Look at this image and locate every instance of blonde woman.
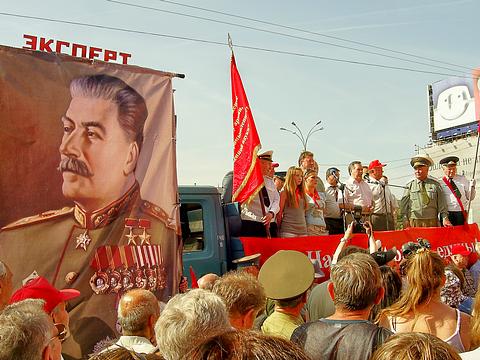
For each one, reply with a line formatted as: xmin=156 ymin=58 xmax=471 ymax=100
xmin=277 ymin=166 xmax=307 ymax=237
xmin=379 ymin=248 xmax=471 ymax=352
xmin=303 ymin=169 xmax=328 ymax=236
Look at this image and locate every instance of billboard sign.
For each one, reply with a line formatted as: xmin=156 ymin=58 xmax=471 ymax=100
xmin=430 ymin=76 xmax=477 ymax=140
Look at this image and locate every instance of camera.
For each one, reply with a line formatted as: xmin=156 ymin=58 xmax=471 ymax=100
xmin=401 ymin=238 xmax=431 ymax=258
xmin=352 ymin=206 xmax=364 ymax=233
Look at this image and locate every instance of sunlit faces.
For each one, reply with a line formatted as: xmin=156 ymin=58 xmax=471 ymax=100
xmin=59 ymin=96 xmax=138 ymax=212
xmin=352 ymin=164 xmax=364 ymax=181
xmin=437 ymin=85 xmax=473 ymax=121
xmin=370 ymin=167 xmax=383 ymax=180
xmin=451 ymin=254 xmax=468 ymax=269
xmin=305 ymin=173 xmax=318 ymax=189
xmin=414 ymin=165 xmax=429 ymax=181
xmin=259 ymin=159 xmax=272 ymax=176
xmin=443 ymin=164 xmax=457 ymax=178
xmin=301 ymin=155 xmax=315 ymax=170
xmin=294 ymin=170 xmax=303 ymax=186
xmin=326 ymin=173 xmax=338 ymax=186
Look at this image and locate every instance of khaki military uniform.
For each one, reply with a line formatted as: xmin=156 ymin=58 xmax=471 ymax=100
xmin=0 ymin=183 xmax=179 ymax=360
xmin=400 ymin=177 xmax=448 ymax=227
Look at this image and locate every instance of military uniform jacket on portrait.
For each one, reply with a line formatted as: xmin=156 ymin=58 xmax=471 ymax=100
xmin=0 ymin=183 xmax=178 ymax=360
xmin=400 ymin=177 xmax=448 ymax=220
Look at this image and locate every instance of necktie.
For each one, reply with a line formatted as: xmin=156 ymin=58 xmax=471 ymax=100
xmin=334 ymin=186 xmax=338 ymax=201
xmin=420 ymin=181 xmax=430 ymax=205
xmin=261 ymin=186 xmax=270 ymax=207
xmin=449 ymin=178 xmax=462 ymax=199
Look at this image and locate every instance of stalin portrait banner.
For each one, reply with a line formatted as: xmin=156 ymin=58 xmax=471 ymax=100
xmin=0 ymin=45 xmax=181 ymax=359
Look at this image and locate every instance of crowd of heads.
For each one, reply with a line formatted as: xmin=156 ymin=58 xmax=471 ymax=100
xmin=3 ymin=236 xmax=480 ymax=360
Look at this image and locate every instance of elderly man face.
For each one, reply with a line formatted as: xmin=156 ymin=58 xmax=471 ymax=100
xmin=0 ymin=264 xmax=13 ymax=311
xmin=259 ymin=159 xmax=272 ymax=176
xmin=414 ymin=165 xmax=429 ymax=181
xmin=59 ymin=96 xmax=139 ymax=212
xmin=370 ymin=167 xmax=383 ymax=181
xmin=443 ymin=164 xmax=457 ymax=179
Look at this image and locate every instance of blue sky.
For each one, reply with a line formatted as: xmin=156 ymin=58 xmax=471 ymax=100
xmin=1 ymin=0 xmax=478 ymax=188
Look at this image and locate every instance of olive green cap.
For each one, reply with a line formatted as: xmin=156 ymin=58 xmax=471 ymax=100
xmin=410 ymin=155 xmax=433 ymax=168
xmin=258 ymin=250 xmax=314 ymax=300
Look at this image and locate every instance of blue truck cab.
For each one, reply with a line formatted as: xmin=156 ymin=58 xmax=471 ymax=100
xmin=179 ymin=185 xmax=244 ymax=284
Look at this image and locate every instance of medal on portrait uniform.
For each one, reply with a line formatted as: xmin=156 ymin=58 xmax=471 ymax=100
xmin=106 ymin=246 xmax=123 ymax=293
xmin=124 ymin=218 xmax=138 ymax=245
xmin=90 ymin=250 xmax=110 ymax=295
xmin=89 ymin=245 xmax=165 ymax=294
xmin=76 ymin=230 xmax=92 ymax=251
xmin=119 ymin=246 xmax=134 ymax=292
xmin=138 ymin=218 xmax=152 ymax=245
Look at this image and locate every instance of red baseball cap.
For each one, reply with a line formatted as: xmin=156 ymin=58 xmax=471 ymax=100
xmin=368 ymin=160 xmax=386 ymax=170
xmin=10 ymin=276 xmax=80 ymax=313
xmin=451 ymin=244 xmax=470 ymax=257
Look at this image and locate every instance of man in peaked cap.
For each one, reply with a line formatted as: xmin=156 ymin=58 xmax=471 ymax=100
xmin=438 ymin=156 xmax=476 ymax=226
xmin=400 ymin=155 xmax=451 ymax=228
xmin=240 ymin=150 xmax=280 ymax=237
xmin=258 ymin=250 xmax=314 ymax=339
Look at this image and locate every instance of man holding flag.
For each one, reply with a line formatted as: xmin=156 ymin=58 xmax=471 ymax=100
xmin=230 ymin=45 xmax=279 ymax=238
xmin=240 ymin=150 xmax=280 ymax=237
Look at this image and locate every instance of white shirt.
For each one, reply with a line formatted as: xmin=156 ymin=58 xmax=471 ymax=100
xmin=367 ymin=177 xmax=398 ymax=214
xmin=103 ymin=335 xmax=157 ymax=354
xmin=324 ymin=184 xmax=343 ymax=219
xmin=439 ymin=174 xmax=476 ymax=212
xmin=241 ymin=176 xmax=280 ymax=222
xmin=461 ymin=347 xmax=480 ymax=360
xmin=344 ymin=177 xmax=373 ymax=207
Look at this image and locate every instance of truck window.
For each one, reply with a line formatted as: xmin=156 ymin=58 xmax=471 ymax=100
xmin=180 ymin=203 xmax=205 ymax=252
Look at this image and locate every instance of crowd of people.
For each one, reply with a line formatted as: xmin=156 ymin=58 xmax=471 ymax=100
xmin=2 ymin=233 xmax=480 ymax=359
xmin=239 ymin=149 xmax=476 ymax=240
xmin=0 ymin=149 xmax=479 ymax=360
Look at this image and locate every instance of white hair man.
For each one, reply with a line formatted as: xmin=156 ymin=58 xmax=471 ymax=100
xmin=0 ymin=260 xmax=13 ymax=312
xmin=103 ymin=289 xmax=160 ymax=354
xmin=155 ymin=289 xmax=231 ymax=360
xmin=0 ymin=298 xmax=63 ymax=360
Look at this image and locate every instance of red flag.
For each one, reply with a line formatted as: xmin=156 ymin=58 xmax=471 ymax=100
xmin=230 ymin=54 xmax=264 ymax=204
xmin=189 ymin=265 xmax=198 ymax=289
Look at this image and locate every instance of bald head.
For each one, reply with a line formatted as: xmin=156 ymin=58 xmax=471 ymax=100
xmin=118 ymin=289 xmax=160 ymax=335
xmin=198 ymin=273 xmax=220 ymax=291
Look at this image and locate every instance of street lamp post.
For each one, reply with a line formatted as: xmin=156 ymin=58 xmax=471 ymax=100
xmin=280 ymin=121 xmax=324 ymax=151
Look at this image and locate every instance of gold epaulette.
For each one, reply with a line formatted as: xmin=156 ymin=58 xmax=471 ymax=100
xmin=2 ymin=207 xmax=74 ymax=231
xmin=140 ymin=200 xmax=170 ymax=223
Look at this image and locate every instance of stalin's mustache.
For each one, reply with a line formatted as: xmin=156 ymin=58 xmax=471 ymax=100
xmin=58 ymin=157 xmax=94 ymax=178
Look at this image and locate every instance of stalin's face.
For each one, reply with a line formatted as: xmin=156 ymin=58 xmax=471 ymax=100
xmin=59 ymin=96 xmax=139 ymax=212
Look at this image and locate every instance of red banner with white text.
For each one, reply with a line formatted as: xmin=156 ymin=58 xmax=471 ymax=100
xmin=241 ymin=224 xmax=480 ymax=280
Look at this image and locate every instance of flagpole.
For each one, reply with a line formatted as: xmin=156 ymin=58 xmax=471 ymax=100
xmin=467 ymin=132 xmax=480 ymax=218
xmin=229 ymin=33 xmax=270 ymax=238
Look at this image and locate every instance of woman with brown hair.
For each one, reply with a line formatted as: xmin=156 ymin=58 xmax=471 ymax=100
xmin=277 ymin=166 xmax=307 ymax=237
xmin=379 ymin=248 xmax=471 ymax=352
xmin=303 ymin=169 xmax=328 ymax=236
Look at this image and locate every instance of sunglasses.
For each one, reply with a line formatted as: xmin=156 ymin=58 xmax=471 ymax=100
xmin=50 ymin=323 xmax=68 ymax=343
